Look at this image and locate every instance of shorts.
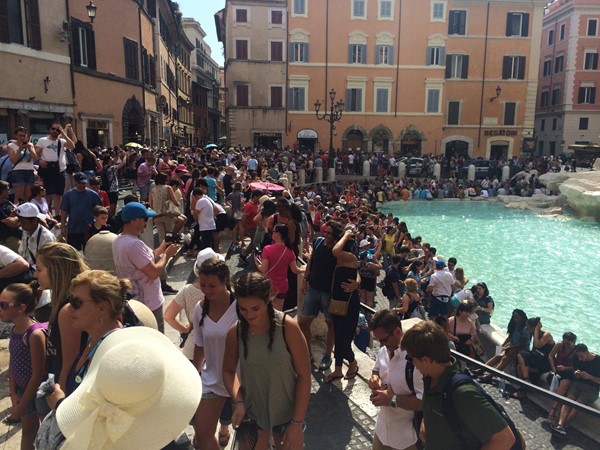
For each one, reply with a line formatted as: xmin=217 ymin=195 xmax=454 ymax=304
xmin=42 ymin=171 xmax=66 ymax=196
xmin=9 ymin=170 xmax=34 ymax=186
xmin=360 ymin=277 xmax=376 ymax=292
xmin=300 ymin=286 xmax=332 ymax=321
xmin=16 ymin=385 xmax=36 ymax=416
xmin=567 ymin=380 xmax=599 ymax=405
xmin=201 ymin=391 xmax=233 ymax=425
xmin=108 ymin=191 xmax=119 ymax=204
xmin=215 ymin=213 xmax=227 ymax=232
xmin=429 ymin=295 xmax=450 ymax=317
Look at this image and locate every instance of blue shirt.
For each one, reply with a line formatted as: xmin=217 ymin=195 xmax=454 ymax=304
xmin=61 ymin=188 xmax=102 ymax=233
xmin=204 ymin=176 xmax=217 ymax=201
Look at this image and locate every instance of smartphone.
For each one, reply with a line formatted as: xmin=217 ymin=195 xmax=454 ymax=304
xmin=165 ymin=232 xmax=174 ymax=243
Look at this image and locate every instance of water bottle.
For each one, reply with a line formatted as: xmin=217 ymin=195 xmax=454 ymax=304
xmin=498 ymin=378 xmax=507 ymax=397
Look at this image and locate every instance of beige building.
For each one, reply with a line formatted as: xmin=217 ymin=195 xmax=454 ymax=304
xmin=287 ymin=0 xmax=547 ymax=159
xmin=0 ymin=1 xmax=73 ymax=144
xmin=216 ymin=0 xmax=288 ymax=148
xmin=535 ymin=0 xmax=600 ymax=157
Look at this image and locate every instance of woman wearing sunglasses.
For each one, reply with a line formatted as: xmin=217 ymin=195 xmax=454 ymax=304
xmin=35 ymin=242 xmax=88 ymax=390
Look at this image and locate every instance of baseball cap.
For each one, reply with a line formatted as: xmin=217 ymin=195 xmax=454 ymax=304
xmin=73 ymin=172 xmax=88 ymax=183
xmin=16 ymin=202 xmax=45 ymax=220
xmin=359 ymin=239 xmax=370 ymax=248
xmin=435 ymin=259 xmax=446 ymax=268
xmin=121 ymin=202 xmax=157 ymax=222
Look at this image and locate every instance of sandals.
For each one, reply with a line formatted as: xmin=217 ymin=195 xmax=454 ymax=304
xmin=344 ymin=363 xmax=359 ymax=380
xmin=218 ymin=431 xmax=231 ymax=447
xmin=325 ymin=372 xmax=344 ymax=383
xmin=511 ymin=390 xmax=527 ymax=399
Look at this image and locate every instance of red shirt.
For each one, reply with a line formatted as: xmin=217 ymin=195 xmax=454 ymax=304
xmin=244 ymin=201 xmax=258 ymax=232
xmin=261 ymin=243 xmax=295 ymax=295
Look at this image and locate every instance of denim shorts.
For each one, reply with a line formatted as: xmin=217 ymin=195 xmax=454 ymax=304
xmin=429 ymin=295 xmax=450 ymax=317
xmin=300 ymin=286 xmax=332 ymax=321
xmin=9 ymin=170 xmax=34 ymax=186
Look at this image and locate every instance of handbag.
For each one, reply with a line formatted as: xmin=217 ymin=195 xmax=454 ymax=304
xmin=164 ymin=199 xmax=181 ymax=216
xmin=329 ymin=298 xmax=349 ymax=317
xmin=549 ymin=373 xmax=560 ymax=392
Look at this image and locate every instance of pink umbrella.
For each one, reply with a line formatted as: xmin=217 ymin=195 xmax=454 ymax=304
xmin=250 ymin=181 xmax=285 ymax=193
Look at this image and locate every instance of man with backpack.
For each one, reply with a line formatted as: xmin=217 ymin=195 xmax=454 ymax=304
xmin=401 ymin=321 xmax=520 ymax=450
xmin=369 ymin=310 xmax=424 ymax=450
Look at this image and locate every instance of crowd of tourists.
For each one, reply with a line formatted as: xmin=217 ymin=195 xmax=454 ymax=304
xmin=0 ymin=123 xmax=597 ymax=450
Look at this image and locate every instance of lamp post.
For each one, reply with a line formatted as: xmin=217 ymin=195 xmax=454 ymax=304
xmin=86 ymin=1 xmax=97 ymax=23
xmin=314 ymin=89 xmax=344 ymax=165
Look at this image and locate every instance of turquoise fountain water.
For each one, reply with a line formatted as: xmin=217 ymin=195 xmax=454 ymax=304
xmin=379 ymin=201 xmax=600 ymax=351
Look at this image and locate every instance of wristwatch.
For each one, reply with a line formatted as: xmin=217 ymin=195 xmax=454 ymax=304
xmin=390 ymin=394 xmax=398 ymax=408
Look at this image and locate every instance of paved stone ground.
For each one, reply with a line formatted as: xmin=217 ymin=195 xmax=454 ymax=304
xmin=0 ymin=220 xmax=598 ymax=448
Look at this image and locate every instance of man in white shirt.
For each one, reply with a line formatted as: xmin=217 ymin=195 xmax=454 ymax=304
xmin=369 ymin=310 xmax=424 ymax=450
xmin=427 ymin=258 xmax=455 ymax=319
xmin=193 ymin=179 xmax=217 ymax=251
xmin=0 ymin=244 xmax=31 ymax=291
xmin=16 ymin=202 xmax=55 ymax=268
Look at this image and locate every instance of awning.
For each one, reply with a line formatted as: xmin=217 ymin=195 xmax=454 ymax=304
xmin=297 ymin=129 xmax=318 ymax=139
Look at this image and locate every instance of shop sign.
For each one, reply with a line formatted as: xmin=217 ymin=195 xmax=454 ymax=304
xmin=484 ymin=129 xmax=518 ymax=137
xmin=297 ymin=129 xmax=318 ymax=139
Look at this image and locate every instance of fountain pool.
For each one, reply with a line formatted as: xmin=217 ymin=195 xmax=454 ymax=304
xmin=379 ymin=200 xmax=600 ymax=350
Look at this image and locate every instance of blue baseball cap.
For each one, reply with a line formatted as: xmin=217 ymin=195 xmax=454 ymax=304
xmin=121 ymin=202 xmax=156 ymax=222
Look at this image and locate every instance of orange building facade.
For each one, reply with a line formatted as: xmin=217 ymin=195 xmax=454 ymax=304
xmin=287 ymin=0 xmax=546 ymax=159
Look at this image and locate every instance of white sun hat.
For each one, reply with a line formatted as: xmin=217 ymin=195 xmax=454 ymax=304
xmin=194 ymin=247 xmax=226 ymax=277
xmin=56 ymin=327 xmax=202 ymax=450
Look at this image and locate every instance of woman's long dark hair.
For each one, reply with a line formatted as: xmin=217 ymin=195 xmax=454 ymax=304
xmin=273 ymin=223 xmax=292 ymax=250
xmin=507 ymin=309 xmax=528 ymax=334
xmin=235 ymin=272 xmax=276 ymax=359
xmin=198 ymin=258 xmax=232 ymax=328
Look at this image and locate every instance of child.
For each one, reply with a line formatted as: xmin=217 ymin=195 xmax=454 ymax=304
xmin=87 ymin=205 xmax=111 ymax=241
xmin=88 ymin=176 xmax=110 ymax=208
xmin=1 ymin=283 xmax=47 ymax=450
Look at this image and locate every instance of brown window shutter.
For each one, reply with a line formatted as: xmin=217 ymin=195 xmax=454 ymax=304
xmin=0 ymin=0 xmax=9 ymax=43
xmin=27 ymin=0 xmax=42 ymax=50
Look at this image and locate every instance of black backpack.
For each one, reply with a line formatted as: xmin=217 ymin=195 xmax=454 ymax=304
xmin=100 ymin=167 xmax=111 ymax=191
xmin=65 ymin=150 xmax=81 ymax=174
xmin=442 ymin=373 xmax=525 ymax=450
xmin=405 ymin=361 xmax=425 ymax=449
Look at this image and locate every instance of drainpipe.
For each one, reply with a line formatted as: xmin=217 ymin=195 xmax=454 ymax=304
xmin=285 ymin=6 xmax=289 ymax=148
xmin=394 ymin=0 xmax=402 ymax=117
xmin=325 ymin=0 xmax=329 ymax=101
xmin=65 ymin=0 xmax=76 ymax=112
xmin=138 ymin=5 xmax=146 ymax=144
xmin=477 ymin=2 xmax=491 ymax=151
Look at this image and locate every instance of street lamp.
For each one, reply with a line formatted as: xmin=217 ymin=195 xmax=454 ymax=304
xmin=315 ymin=89 xmax=344 ymax=163
xmin=86 ymin=1 xmax=97 ymax=23
xmin=490 ymin=85 xmax=502 ymax=102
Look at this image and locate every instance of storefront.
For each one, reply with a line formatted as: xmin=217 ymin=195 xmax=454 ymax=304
xmin=297 ymin=129 xmax=318 ymax=153
xmin=254 ymin=132 xmax=281 ymax=149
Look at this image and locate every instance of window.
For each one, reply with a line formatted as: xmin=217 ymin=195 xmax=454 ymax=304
xmin=289 ymin=42 xmax=309 ymax=62
xmin=560 ymin=24 xmax=565 ymax=40
xmin=578 ymin=87 xmax=596 ymax=104
xmin=432 ymin=2 xmax=445 ymax=20
xmin=426 ymin=89 xmax=440 ymax=113
xmin=376 ymin=88 xmax=389 ymax=112
xmin=348 ymin=44 xmax=367 ymax=64
xmin=584 ymin=52 xmax=598 ymax=70
xmin=502 ymin=56 xmax=525 ymax=80
xmin=375 ymin=45 xmax=393 ymax=65
xmin=548 ymin=29 xmax=554 ymax=46
xmin=447 ymin=101 xmax=460 ymax=125
xmin=540 ymin=90 xmax=549 ymax=108
xmin=549 ymin=141 xmax=556 ymax=155
xmin=380 ymin=0 xmax=392 ymax=19
xmin=445 ymin=54 xmax=469 ymax=79
xmin=235 ymin=9 xmax=248 ymax=23
xmin=346 ymin=88 xmax=363 ymax=112
xmin=579 ymin=117 xmax=589 ymax=130
xmin=551 ymin=88 xmax=560 ymax=106
xmin=270 ymin=86 xmax=283 ymax=108
xmin=271 ymin=10 xmax=283 ymax=25
xmin=270 ymin=41 xmax=283 ymax=62
xmin=506 ymin=12 xmax=529 ymax=37
xmin=588 ymin=19 xmax=598 ymax=36
xmin=448 ymin=10 xmax=466 ymax=35
xmin=0 ymin=0 xmax=41 ymax=49
xmin=543 ymin=59 xmax=552 ymax=76
xmin=288 ymin=87 xmax=305 ymax=110
xmin=72 ymin=20 xmax=96 ymax=70
xmin=552 ymin=118 xmax=557 ymax=131
xmin=124 ymin=38 xmax=139 ymax=80
xmin=236 ymin=84 xmax=249 ymax=107
xmin=235 ymin=39 xmax=248 ymax=59
xmin=538 ymin=141 xmax=544 ymax=154
xmin=504 ymin=102 xmax=516 ymax=126
xmin=353 ymin=0 xmax=366 ymax=18
xmin=555 ymin=55 xmax=564 ymax=73
xmin=541 ymin=119 xmax=545 ymax=131
xmin=427 ymin=46 xmax=445 ymax=65
xmin=293 ymin=0 xmax=306 ymax=15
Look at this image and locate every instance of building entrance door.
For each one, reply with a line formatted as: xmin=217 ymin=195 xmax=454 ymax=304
xmin=490 ymin=142 xmax=509 ymax=160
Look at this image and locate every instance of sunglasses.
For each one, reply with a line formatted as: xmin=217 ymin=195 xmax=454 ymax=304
xmin=67 ymin=295 xmax=96 ymax=310
xmin=378 ymin=332 xmax=394 ymax=344
xmin=0 ymin=301 xmax=17 ymax=310
xmin=50 ymin=127 xmax=60 ymax=131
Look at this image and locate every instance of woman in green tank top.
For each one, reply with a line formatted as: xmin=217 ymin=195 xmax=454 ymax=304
xmin=223 ymin=272 xmax=311 ymax=450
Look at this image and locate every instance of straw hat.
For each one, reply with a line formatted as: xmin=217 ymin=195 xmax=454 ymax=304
xmin=127 ymin=300 xmax=158 ymax=330
xmin=56 ymin=327 xmax=202 ymax=450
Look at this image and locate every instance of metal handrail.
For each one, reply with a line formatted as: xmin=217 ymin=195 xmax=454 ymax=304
xmin=357 ymin=301 xmax=600 ymax=419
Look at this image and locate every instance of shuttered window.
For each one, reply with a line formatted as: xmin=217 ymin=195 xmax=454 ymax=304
xmin=124 ymin=38 xmax=139 ymax=80
xmin=502 ymin=56 xmax=525 ymax=80
xmin=72 ymin=19 xmax=96 ymax=70
xmin=0 ymin=0 xmax=41 ymax=49
xmin=504 ymin=102 xmax=516 ymax=126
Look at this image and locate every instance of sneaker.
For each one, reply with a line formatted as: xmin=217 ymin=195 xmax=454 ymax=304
xmin=239 ymin=254 xmax=249 ymax=265
xmin=161 ymin=283 xmax=178 ymax=295
xmin=551 ymin=424 xmax=567 ymax=437
xmin=318 ymin=355 xmax=332 ymax=371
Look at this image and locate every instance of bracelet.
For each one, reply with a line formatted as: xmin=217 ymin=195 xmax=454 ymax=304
xmin=290 ymin=419 xmax=305 ymax=425
xmin=233 ymin=400 xmax=245 ymax=408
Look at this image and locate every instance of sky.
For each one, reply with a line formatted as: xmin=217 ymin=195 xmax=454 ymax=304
xmin=177 ymin=0 xmax=225 ymax=66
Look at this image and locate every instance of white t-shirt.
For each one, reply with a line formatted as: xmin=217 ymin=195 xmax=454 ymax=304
xmin=193 ymin=300 xmax=238 ymax=397
xmin=7 ymin=142 xmax=35 ymax=171
xmin=0 ymin=245 xmax=21 ymax=268
xmin=195 ymin=196 xmax=216 ymax=231
xmin=112 ymin=233 xmax=164 ymax=311
xmin=429 ymin=269 xmax=455 ymax=297
xmin=373 ymin=347 xmax=424 ymax=448
xmin=18 ymin=224 xmax=55 ymax=267
xmin=35 ymin=137 xmax=67 ymax=172
xmin=173 ymin=283 xmax=203 ymax=359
